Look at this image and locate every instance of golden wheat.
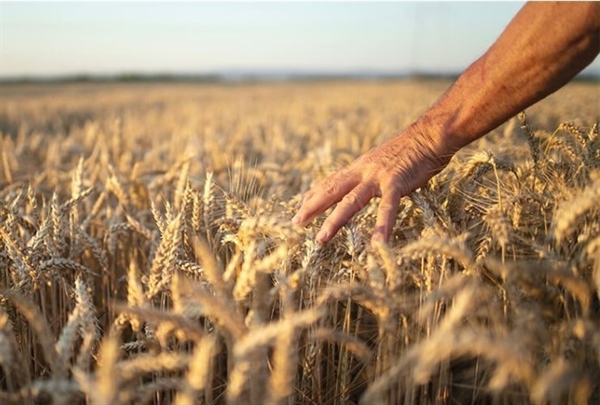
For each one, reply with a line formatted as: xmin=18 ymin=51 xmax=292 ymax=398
xmin=0 ymin=79 xmax=598 ymax=404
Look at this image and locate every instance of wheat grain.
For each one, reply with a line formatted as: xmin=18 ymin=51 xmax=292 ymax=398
xmin=1 ymin=81 xmax=598 ymax=405
xmin=0 ymin=290 xmax=61 ymax=378
xmin=518 ymin=111 xmax=540 ymax=165
xmin=554 ymin=175 xmax=600 ymax=244
xmin=39 ymin=257 xmax=98 ymax=277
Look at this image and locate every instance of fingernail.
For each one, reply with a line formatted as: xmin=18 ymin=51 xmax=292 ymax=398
xmin=316 ymin=229 xmax=329 ymax=243
xmin=292 ymin=214 xmax=301 ymax=225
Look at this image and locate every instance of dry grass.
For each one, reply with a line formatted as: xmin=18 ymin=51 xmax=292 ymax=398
xmin=0 ymin=80 xmax=599 ymax=404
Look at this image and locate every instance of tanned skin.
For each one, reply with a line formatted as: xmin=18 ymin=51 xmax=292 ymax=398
xmin=292 ymin=2 xmax=600 ymax=246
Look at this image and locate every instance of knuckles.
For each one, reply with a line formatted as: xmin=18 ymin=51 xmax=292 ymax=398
xmin=340 ymin=190 xmax=364 ymax=210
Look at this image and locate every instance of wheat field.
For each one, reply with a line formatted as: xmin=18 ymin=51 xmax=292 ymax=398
xmin=0 ymin=79 xmax=599 ymax=404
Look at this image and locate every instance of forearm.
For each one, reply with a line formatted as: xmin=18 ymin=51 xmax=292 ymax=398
xmin=419 ymin=2 xmax=600 ymax=152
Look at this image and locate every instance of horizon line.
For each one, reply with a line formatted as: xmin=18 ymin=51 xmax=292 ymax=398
xmin=2 ymin=69 xmax=598 ymax=85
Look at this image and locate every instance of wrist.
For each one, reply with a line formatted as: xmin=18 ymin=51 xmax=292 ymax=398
xmin=415 ymin=61 xmax=491 ymax=154
xmin=401 ymin=114 xmax=456 ymax=169
xmin=411 ymin=106 xmax=466 ymax=162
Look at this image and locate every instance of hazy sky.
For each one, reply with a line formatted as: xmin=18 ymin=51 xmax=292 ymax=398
xmin=1 ymin=2 xmax=598 ymax=78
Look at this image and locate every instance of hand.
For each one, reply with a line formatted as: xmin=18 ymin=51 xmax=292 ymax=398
xmin=292 ymin=124 xmax=451 ymax=246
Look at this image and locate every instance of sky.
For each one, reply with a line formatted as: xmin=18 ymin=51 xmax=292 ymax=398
xmin=1 ymin=1 xmax=598 ymax=79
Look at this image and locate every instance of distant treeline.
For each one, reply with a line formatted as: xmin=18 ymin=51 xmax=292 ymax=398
xmin=1 ymin=71 xmax=598 ymax=85
xmin=0 ymin=73 xmax=223 ymax=85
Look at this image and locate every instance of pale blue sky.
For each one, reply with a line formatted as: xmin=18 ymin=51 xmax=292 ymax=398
xmin=1 ymin=2 xmax=598 ymax=78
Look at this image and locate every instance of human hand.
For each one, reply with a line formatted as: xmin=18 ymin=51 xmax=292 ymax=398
xmin=292 ymin=124 xmax=451 ymax=246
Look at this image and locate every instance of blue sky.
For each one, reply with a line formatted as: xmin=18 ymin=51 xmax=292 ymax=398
xmin=1 ymin=2 xmax=598 ymax=78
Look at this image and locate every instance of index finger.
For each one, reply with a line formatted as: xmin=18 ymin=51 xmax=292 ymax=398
xmin=292 ymin=171 xmax=359 ymax=227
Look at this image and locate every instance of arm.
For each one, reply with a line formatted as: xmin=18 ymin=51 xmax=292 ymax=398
xmin=293 ymin=2 xmax=600 ymax=246
xmin=433 ymin=1 xmax=600 ymax=152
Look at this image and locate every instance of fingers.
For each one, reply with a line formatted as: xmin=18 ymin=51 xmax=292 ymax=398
xmin=292 ymin=170 xmax=359 ymax=227
xmin=371 ymin=187 xmax=402 ymax=246
xmin=292 ymin=169 xmax=402 ymax=245
xmin=316 ymin=182 xmax=377 ymax=244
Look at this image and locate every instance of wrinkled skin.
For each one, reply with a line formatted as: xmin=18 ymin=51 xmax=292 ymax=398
xmin=292 ymin=124 xmax=451 ymax=246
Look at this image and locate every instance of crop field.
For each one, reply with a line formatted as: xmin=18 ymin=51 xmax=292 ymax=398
xmin=0 ymin=79 xmax=599 ymax=404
